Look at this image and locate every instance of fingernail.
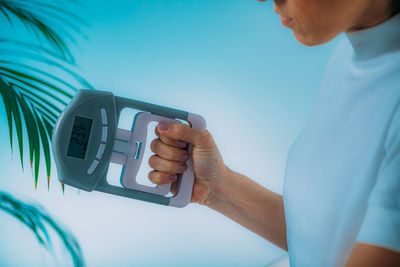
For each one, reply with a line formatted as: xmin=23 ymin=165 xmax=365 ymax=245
xmin=182 ymin=153 xmax=189 ymax=161
xmin=158 ymin=122 xmax=169 ymax=131
xmin=176 ymin=140 xmax=187 ymax=148
xmin=179 ymin=164 xmax=187 ymax=171
xmin=169 ymin=175 xmax=177 ymax=182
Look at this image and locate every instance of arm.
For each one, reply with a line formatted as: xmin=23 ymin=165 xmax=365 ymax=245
xmin=206 ymin=168 xmax=287 ymax=251
xmin=148 ymin=122 xmax=287 ymax=250
xmin=347 ymin=107 xmax=400 ymax=266
xmin=347 ymin=243 xmax=400 ymax=267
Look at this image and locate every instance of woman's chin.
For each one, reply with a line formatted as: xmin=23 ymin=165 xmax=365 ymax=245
xmin=293 ymin=31 xmax=334 ymax=47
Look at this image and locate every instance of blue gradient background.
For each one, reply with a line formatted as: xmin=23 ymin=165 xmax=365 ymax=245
xmin=0 ymin=0 xmax=340 ymax=266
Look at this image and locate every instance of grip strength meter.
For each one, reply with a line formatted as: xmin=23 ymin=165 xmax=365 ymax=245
xmin=52 ymin=89 xmax=206 ymax=207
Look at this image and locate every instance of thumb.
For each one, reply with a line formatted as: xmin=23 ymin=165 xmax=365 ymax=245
xmin=157 ymin=121 xmax=210 ymax=147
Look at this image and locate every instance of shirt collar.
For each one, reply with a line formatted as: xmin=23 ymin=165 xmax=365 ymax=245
xmin=345 ymin=13 xmax=400 ymax=60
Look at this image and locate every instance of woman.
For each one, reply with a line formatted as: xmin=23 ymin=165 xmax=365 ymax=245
xmin=148 ymin=0 xmax=400 ymax=266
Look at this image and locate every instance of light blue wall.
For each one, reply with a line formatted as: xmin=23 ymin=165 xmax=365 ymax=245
xmin=0 ymin=1 xmax=339 ymax=266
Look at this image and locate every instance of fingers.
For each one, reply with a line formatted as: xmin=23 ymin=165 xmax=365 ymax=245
xmin=150 ymin=138 xmax=190 ymax=162
xmin=148 ymin=170 xmax=178 ymax=185
xmin=156 ymin=122 xmax=211 ymax=147
xmin=148 ymin=141 xmax=188 ymax=187
xmin=149 ymin=120 xmax=207 ymax=188
xmin=148 ymin=155 xmax=187 ymax=174
xmin=154 ymin=127 xmax=188 ymax=148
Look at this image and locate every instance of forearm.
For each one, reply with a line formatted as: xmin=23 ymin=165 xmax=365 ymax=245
xmin=347 ymin=243 xmax=400 ymax=267
xmin=205 ymin=167 xmax=288 ymax=251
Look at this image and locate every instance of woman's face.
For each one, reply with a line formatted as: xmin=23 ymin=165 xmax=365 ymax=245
xmin=273 ymin=0 xmax=392 ymax=46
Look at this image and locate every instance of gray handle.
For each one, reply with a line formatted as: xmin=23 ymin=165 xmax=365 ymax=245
xmin=112 ymin=96 xmax=206 ymax=207
xmin=169 ymin=113 xmax=206 ymax=207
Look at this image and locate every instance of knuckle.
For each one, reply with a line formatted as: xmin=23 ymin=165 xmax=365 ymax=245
xmin=197 ymin=130 xmax=211 ymax=145
xmin=165 ymin=147 xmax=175 ymax=159
xmin=160 ymin=173 xmax=172 ymax=184
xmin=168 ymin=161 xmax=180 ymax=173
xmin=148 ymin=171 xmax=160 ymax=184
xmin=160 ymin=135 xmax=172 ymax=146
xmin=151 ymin=172 xmax=172 ymax=185
xmin=150 ymin=139 xmax=159 ymax=153
xmin=204 ymin=130 xmax=214 ymax=144
xmin=159 ymin=157 xmax=174 ymax=172
xmin=204 ymin=129 xmax=212 ymax=138
xmin=148 ymin=171 xmax=155 ymax=182
xmin=157 ymin=140 xmax=176 ymax=160
xmin=165 ymin=161 xmax=175 ymax=172
xmin=148 ymin=155 xmax=158 ymax=168
xmin=174 ymin=123 xmax=187 ymax=137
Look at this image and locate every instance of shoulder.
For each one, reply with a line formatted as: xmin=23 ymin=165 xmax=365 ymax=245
xmin=326 ymin=35 xmax=352 ymax=67
xmin=317 ymin=36 xmax=351 ymax=95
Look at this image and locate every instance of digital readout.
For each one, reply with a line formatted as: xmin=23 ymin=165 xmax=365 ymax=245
xmin=67 ymin=116 xmax=93 ymax=159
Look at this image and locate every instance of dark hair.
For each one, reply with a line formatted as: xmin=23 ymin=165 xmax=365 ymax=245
xmin=391 ymin=0 xmax=400 ymax=15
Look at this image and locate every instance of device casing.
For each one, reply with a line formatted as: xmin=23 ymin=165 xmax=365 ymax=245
xmin=52 ymin=89 xmax=205 ymax=207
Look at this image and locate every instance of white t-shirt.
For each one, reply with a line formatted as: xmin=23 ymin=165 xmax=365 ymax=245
xmin=283 ymin=14 xmax=400 ymax=266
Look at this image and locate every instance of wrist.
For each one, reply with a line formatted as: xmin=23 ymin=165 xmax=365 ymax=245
xmin=203 ymin=165 xmax=237 ymax=209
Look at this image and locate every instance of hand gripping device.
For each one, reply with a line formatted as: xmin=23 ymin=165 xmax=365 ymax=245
xmin=52 ymin=89 xmax=206 ymax=207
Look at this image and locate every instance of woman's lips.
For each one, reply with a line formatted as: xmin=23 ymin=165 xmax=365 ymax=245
xmin=274 ymin=6 xmax=294 ymax=28
xmin=280 ymin=15 xmax=294 ymax=27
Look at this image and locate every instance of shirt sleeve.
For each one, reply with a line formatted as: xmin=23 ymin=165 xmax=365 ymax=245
xmin=356 ymin=106 xmax=400 ymax=252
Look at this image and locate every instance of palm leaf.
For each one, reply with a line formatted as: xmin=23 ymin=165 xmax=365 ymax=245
xmin=17 ymin=90 xmax=42 ymax=187
xmin=0 ymin=67 xmax=73 ymax=98
xmin=20 ymin=92 xmax=60 ymax=121
xmin=32 ymin=105 xmax=52 ymax=189
xmin=0 ymin=1 xmax=91 ymax=265
xmin=0 ymin=191 xmax=85 ymax=267
xmin=0 ymin=60 xmax=81 ymax=93
xmin=0 ymin=78 xmax=24 ymax=169
xmin=0 ymin=0 xmax=88 ymax=62
xmin=0 ymin=0 xmax=93 ymax=189
xmin=0 ymin=41 xmax=93 ymax=88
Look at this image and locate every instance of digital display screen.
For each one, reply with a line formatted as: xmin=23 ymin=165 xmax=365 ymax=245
xmin=67 ymin=116 xmax=93 ymax=159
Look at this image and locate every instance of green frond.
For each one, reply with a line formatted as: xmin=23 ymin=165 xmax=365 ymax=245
xmin=32 ymin=106 xmax=52 ymax=189
xmin=0 ymin=78 xmax=24 ymax=169
xmin=0 ymin=0 xmax=94 ymax=190
xmin=0 ymin=191 xmax=85 ymax=267
xmin=0 ymin=71 xmax=69 ymax=105
xmin=0 ymin=5 xmax=11 ymax=23
xmin=0 ymin=0 xmax=73 ymax=61
xmin=14 ymin=90 xmax=41 ymax=187
xmin=0 ymin=46 xmax=93 ymax=89
xmin=20 ymin=92 xmax=59 ymax=121
xmin=0 ymin=60 xmax=82 ymax=93
xmin=42 ymin=115 xmax=55 ymax=137
xmin=0 ymin=0 xmax=89 ymax=62
xmin=0 ymin=67 xmax=74 ymax=99
xmin=16 ymin=84 xmax=64 ymax=114
xmin=0 ymin=1 xmax=90 ymax=265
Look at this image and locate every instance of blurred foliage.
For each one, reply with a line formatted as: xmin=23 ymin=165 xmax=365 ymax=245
xmin=0 ymin=0 xmax=92 ymax=189
xmin=0 ymin=0 xmax=93 ymax=266
xmin=0 ymin=191 xmax=84 ymax=267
